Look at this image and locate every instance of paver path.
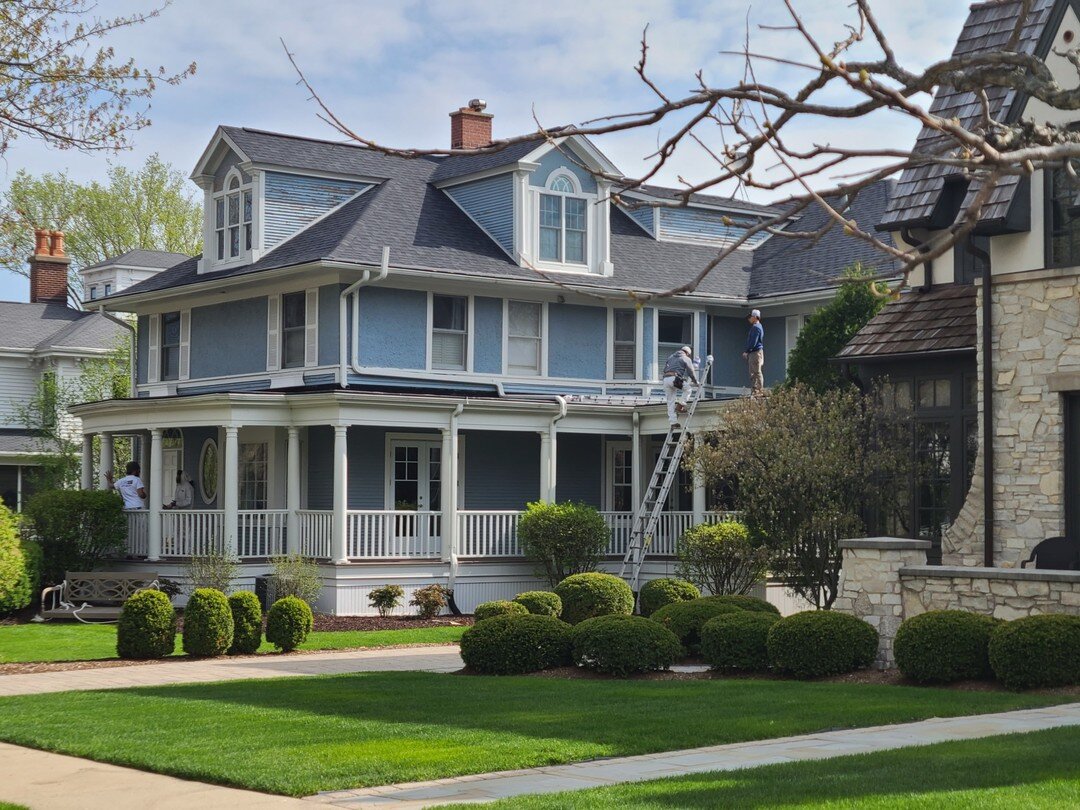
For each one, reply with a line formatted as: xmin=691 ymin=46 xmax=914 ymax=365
xmin=309 ymin=702 xmax=1080 ymax=808
xmin=0 ymin=646 xmax=464 ymax=696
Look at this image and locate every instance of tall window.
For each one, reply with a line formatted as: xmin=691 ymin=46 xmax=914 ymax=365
xmin=161 ymin=311 xmax=181 ymax=381
xmin=238 ymin=443 xmax=268 ymax=509
xmin=432 ymin=295 xmax=468 ymax=370
xmin=281 ymin=292 xmax=306 ymax=369
xmin=610 ymin=446 xmax=633 ymax=511
xmin=89 ymin=286 xmax=98 ymax=300
xmin=507 ymin=301 xmax=543 ymax=376
xmin=214 ymin=173 xmax=253 ymax=262
xmin=104 ymin=283 xmax=112 ymax=297
xmin=612 ymin=310 xmax=636 ymax=379
xmin=539 ymin=174 xmax=587 ymax=264
xmin=657 ymin=312 xmax=692 ymax=362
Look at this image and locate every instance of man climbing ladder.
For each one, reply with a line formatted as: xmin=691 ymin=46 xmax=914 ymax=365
xmin=663 ymin=345 xmax=699 ymax=425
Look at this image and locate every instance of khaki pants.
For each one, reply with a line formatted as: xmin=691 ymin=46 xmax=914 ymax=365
xmin=747 ymin=350 xmax=764 ymax=394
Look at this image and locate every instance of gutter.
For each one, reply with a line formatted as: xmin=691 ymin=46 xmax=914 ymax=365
xmin=967 ymin=234 xmax=994 ymax=567
xmin=339 ymin=247 xmax=390 ymax=388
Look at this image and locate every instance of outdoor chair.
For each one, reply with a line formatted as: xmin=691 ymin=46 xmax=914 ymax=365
xmin=39 ymin=571 xmax=160 ymax=622
xmin=1020 ymin=536 xmax=1080 ymax=571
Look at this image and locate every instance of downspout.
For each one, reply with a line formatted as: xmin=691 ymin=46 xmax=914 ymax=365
xmin=446 ymin=401 xmax=465 ymax=615
xmin=968 ymin=234 xmax=994 ymax=567
xmin=901 ymin=227 xmax=934 ymax=292
xmin=338 ymin=246 xmax=390 ymax=388
xmin=549 ymin=396 xmax=567 ymax=502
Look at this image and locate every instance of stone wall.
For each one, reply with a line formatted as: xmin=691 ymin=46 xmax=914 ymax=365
xmin=943 ymin=268 xmax=1079 ymax=568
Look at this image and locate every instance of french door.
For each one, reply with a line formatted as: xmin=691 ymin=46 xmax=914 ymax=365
xmin=387 ymin=439 xmax=443 ymax=555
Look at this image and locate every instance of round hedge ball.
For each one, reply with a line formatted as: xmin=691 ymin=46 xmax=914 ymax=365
xmin=513 ymin=590 xmax=562 ymax=617
xmin=553 ymin=573 xmax=634 ymax=625
xmin=701 ymin=594 xmax=781 ymax=616
xmin=117 ymin=589 xmax=177 ymax=660
xmin=700 ymin=610 xmax=780 ymax=672
xmin=571 ymin=614 xmax=682 ymax=676
xmin=988 ymin=614 xmax=1080 ymax=690
xmin=894 ymin=610 xmax=999 ymax=684
xmin=474 ymin=600 xmax=529 ymax=621
xmin=459 ymin=614 xmax=573 ymax=675
xmin=228 ymin=590 xmax=264 ymax=655
xmin=266 ymin=595 xmax=314 ymax=652
xmin=638 ymin=578 xmax=700 ymax=617
xmin=767 ymin=611 xmax=878 ymax=679
xmin=182 ymin=588 xmax=234 ymax=657
xmin=650 ymin=598 xmax=742 ymax=653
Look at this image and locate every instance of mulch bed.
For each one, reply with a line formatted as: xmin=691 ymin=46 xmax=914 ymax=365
xmin=311 ymin=614 xmax=473 ymax=632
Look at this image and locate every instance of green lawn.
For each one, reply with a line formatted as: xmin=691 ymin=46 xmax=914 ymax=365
xmin=0 ymin=672 xmax=1067 ymax=796
xmin=443 ymin=726 xmax=1080 ymax=809
xmin=0 ymin=623 xmax=465 ymax=663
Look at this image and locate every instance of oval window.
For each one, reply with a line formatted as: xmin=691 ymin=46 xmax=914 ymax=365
xmin=199 ymin=439 xmax=219 ymax=504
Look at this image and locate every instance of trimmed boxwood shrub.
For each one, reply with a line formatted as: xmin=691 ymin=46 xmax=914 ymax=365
xmin=459 ymin=614 xmax=572 ymax=675
xmin=117 ymin=589 xmax=177 ymax=659
xmin=894 ymin=610 xmax=999 ymax=684
xmin=638 ymin=578 xmax=700 ymax=617
xmin=702 ymin=594 xmax=780 ymax=616
xmin=700 ymin=610 xmax=781 ymax=671
xmin=513 ymin=590 xmax=562 ymax=617
xmin=228 ymin=590 xmax=263 ymax=655
xmin=474 ymin=600 xmax=529 ymax=621
xmin=571 ymin=615 xmax=682 ymax=676
xmin=554 ymin=572 xmax=634 ymax=625
xmin=767 ymin=611 xmax=878 ymax=679
xmin=182 ymin=588 xmax=234 ymax=657
xmin=989 ymin=614 xmax=1080 ymax=690
xmin=650 ymin=598 xmax=742 ymax=653
xmin=266 ymin=595 xmax=313 ymax=652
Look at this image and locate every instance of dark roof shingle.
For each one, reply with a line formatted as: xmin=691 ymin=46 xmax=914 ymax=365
xmin=0 ymin=302 xmax=127 ymax=352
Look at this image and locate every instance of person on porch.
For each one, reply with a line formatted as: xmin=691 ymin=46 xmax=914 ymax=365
xmin=663 ymin=345 xmax=699 ymax=426
xmin=164 ymin=471 xmax=194 ymax=509
xmin=105 ymin=462 xmax=146 ymax=510
xmin=742 ymin=308 xmax=765 ymax=396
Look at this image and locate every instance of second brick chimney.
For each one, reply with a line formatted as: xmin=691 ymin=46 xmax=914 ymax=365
xmin=450 ymin=99 xmax=493 ymax=150
xmin=29 ymin=228 xmax=71 ymax=306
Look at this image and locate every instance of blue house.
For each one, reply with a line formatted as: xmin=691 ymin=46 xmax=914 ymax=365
xmin=71 ymin=102 xmax=894 ymax=613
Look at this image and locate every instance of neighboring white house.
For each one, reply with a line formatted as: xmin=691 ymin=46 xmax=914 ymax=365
xmin=81 ymin=249 xmax=191 ymax=304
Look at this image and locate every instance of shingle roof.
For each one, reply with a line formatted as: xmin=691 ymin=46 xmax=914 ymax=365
xmin=0 ymin=302 xmax=127 ymax=353
xmin=880 ymin=0 xmax=1055 ymax=229
xmin=83 ymin=249 xmax=191 ymax=272
xmin=836 ymin=283 xmax=976 ymax=360
xmin=630 ymin=184 xmax=785 ymax=217
xmin=430 ymin=138 xmax=544 ymax=182
xmin=0 ymin=429 xmax=55 ymax=457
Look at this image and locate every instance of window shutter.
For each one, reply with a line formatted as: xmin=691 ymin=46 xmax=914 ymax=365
xmin=267 ymin=294 xmax=281 ymax=371
xmin=178 ymin=309 xmax=191 ymax=381
xmin=147 ymin=314 xmax=161 ymax=383
xmin=785 ymin=315 xmax=805 ymax=370
xmin=304 ymin=288 xmax=319 ymax=367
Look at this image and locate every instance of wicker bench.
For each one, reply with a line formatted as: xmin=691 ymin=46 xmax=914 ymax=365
xmin=40 ymin=572 xmax=159 ymax=621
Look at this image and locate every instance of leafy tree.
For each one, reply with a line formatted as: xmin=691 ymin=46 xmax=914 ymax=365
xmin=1 ymin=155 xmax=201 ymax=302
xmin=687 ymin=384 xmax=911 ymax=609
xmin=785 ymin=264 xmax=887 ymax=392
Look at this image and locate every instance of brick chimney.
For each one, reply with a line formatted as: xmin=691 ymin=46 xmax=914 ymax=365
xmin=29 ymin=228 xmax=71 ymax=306
xmin=450 ymin=99 xmax=493 ymax=150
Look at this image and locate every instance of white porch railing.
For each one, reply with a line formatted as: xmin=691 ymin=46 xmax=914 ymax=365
xmin=238 ymin=509 xmax=288 ymax=558
xmin=161 ymin=510 xmax=225 ymax=557
xmin=125 ymin=511 xmax=149 ymax=557
xmin=459 ymin=511 xmax=522 ymax=557
xmin=298 ymin=510 xmax=332 ymax=559
xmin=347 ymin=510 xmax=442 ymax=559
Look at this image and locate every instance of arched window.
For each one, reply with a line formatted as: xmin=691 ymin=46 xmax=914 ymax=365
xmin=213 ymin=169 xmax=253 ymax=263
xmin=539 ymin=171 xmax=587 ymax=264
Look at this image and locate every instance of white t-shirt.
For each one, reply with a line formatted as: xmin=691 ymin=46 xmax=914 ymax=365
xmin=173 ymin=481 xmax=194 ymax=508
xmin=115 ymin=475 xmax=146 ymax=510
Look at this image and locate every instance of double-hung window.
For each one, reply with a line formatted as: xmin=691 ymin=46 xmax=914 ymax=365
xmin=161 ymin=311 xmax=181 ymax=381
xmin=104 ymin=283 xmax=112 ymax=297
xmin=657 ymin=312 xmax=692 ymax=362
xmin=89 ymin=286 xmax=98 ymax=300
xmin=507 ymin=301 xmax=543 ymax=376
xmin=431 ymin=295 xmax=468 ymax=370
xmin=539 ymin=174 xmax=587 ymax=264
xmin=281 ymin=292 xmax=306 ymax=369
xmin=214 ymin=173 xmax=253 ymax=263
xmin=612 ymin=310 xmax=637 ymax=379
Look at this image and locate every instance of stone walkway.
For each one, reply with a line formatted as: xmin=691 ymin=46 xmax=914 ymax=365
xmin=0 ymin=646 xmax=464 ymax=696
xmin=309 ymin=702 xmax=1080 ymax=808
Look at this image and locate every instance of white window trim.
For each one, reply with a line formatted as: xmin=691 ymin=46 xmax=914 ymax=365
xmin=426 ymin=292 xmax=473 ymax=373
xmin=604 ymin=440 xmax=634 ymax=512
xmin=502 ymin=299 xmax=547 ymax=377
xmin=211 ymin=167 xmax=255 ymax=270
xmin=532 ymin=169 xmax=593 ymax=272
xmin=383 ymin=433 xmax=465 ymax=511
xmin=198 ymin=437 xmax=219 ymax=505
xmin=607 ymin=307 xmax=641 ymax=382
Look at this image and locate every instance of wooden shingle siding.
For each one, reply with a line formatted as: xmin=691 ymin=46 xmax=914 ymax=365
xmin=0 ymin=358 xmax=38 ymax=428
xmin=444 ymin=173 xmax=515 ymax=253
xmin=658 ymin=208 xmax=769 ymax=248
xmin=262 ymin=172 xmax=372 ymax=250
xmin=626 ymin=206 xmax=655 ymax=236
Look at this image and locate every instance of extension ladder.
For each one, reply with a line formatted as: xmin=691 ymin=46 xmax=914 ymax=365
xmin=619 ymin=355 xmax=713 ymax=594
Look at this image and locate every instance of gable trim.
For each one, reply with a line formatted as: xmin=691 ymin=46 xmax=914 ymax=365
xmin=190 ymin=126 xmax=252 ymax=183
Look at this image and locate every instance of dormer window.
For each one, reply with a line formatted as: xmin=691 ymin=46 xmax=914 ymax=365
xmin=214 ymin=170 xmax=253 ymax=263
xmin=538 ymin=172 xmax=587 ymax=265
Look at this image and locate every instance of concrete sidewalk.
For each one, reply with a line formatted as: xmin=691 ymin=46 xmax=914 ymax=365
xmin=0 ymin=646 xmax=464 ymax=696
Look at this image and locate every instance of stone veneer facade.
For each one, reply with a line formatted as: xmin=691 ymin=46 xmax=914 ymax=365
xmin=942 ymin=267 xmax=1080 ymax=567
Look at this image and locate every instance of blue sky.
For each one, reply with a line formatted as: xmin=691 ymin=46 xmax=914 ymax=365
xmin=0 ymin=0 xmax=971 ymax=302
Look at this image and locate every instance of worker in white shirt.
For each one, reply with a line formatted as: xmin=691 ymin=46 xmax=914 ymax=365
xmin=165 ymin=471 xmax=194 ymax=509
xmin=104 ymin=462 xmax=147 ymax=510
xmin=662 ymin=346 xmax=700 ymax=426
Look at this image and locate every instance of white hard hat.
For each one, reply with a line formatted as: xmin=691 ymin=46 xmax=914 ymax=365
xmin=680 ymin=345 xmax=693 ymax=355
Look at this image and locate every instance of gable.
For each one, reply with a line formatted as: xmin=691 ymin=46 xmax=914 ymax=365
xmin=262 ymin=171 xmax=373 ymax=250
xmin=528 ymin=145 xmax=598 ymax=193
xmin=443 ymin=173 xmax=515 ymax=254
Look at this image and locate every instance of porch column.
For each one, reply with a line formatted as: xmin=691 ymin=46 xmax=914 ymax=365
xmin=147 ymin=428 xmax=163 ymax=561
xmin=692 ymin=432 xmax=707 ymax=523
xmin=80 ymin=435 xmax=94 ymax=490
xmin=139 ymin=433 xmax=150 ymax=493
xmin=223 ymin=426 xmax=239 ymax=559
xmin=286 ymin=427 xmax=301 ymax=555
xmin=440 ymin=425 xmax=458 ymax=563
xmin=98 ymin=432 xmax=113 ymax=489
xmin=539 ymin=429 xmax=553 ymax=503
xmin=331 ymin=425 xmax=349 ymax=565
